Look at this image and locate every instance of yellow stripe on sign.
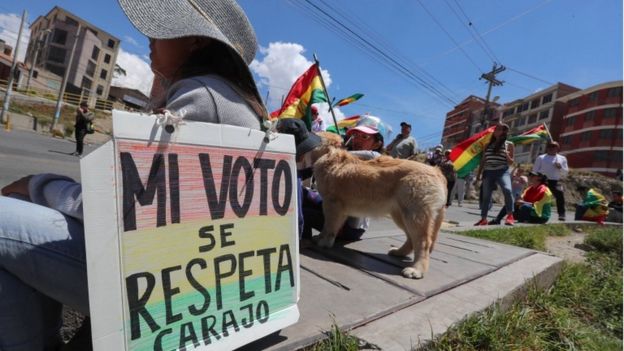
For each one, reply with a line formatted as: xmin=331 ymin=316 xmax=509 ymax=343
xmin=121 ymin=215 xmax=295 ymax=302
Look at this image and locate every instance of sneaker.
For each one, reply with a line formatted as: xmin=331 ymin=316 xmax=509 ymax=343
xmin=505 ymin=213 xmax=515 ymax=226
xmin=488 ymin=219 xmax=501 ymax=225
xmin=474 ymin=219 xmax=488 ymax=226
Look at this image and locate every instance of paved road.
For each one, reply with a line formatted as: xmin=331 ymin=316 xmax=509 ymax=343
xmin=0 ymin=128 xmax=100 ymax=188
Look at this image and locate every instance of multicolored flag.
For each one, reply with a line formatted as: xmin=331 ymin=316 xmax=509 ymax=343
xmin=522 ymin=185 xmax=553 ymax=219
xmin=580 ymin=188 xmax=609 ymax=222
xmin=325 ymin=115 xmax=361 ymax=134
xmin=449 ymin=126 xmax=495 ymax=178
xmin=270 ymin=64 xmax=327 ymax=130
xmin=508 ymin=124 xmax=551 ymax=145
xmin=333 ymin=93 xmax=364 ymax=107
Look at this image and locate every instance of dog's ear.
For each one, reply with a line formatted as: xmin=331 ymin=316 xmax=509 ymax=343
xmin=317 ymin=131 xmax=344 ymax=148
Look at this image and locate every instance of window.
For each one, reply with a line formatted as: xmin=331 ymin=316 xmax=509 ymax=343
xmin=91 ymin=46 xmax=100 ymax=61
xmin=607 ymin=87 xmax=621 ymax=98
xmin=585 ymin=110 xmax=596 ymax=122
xmin=561 ymin=135 xmax=571 ymax=145
xmin=528 ymin=114 xmax=537 ymax=124
xmin=522 ymin=102 xmax=529 ymax=111
xmin=539 ymin=110 xmax=549 ymax=120
xmin=600 ymin=129 xmax=613 ymax=139
xmin=81 ymin=76 xmax=92 ymax=90
xmin=589 ymin=91 xmax=598 ymax=101
xmin=504 ymin=109 xmax=514 ymax=117
xmin=604 ymin=108 xmax=617 ymax=118
xmin=47 ymin=46 xmax=66 ymax=63
xmin=569 ymin=98 xmax=580 ymax=107
xmin=65 ymin=16 xmax=78 ymax=26
xmin=86 ymin=61 xmax=96 ymax=77
xmin=100 ymin=69 xmax=107 ymax=80
xmin=580 ymin=131 xmax=592 ymax=142
xmin=566 ymin=116 xmax=576 ymax=126
xmin=104 ymin=53 xmax=111 ymax=64
xmin=51 ymin=29 xmax=67 ymax=45
xmin=542 ymin=93 xmax=552 ymax=104
xmin=46 ymin=63 xmax=65 ymax=77
xmin=96 ymin=85 xmax=104 ymax=96
xmin=107 ymin=39 xmax=115 ymax=48
xmin=530 ymin=99 xmax=540 ymax=109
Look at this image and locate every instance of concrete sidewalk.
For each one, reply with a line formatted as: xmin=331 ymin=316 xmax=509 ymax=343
xmin=241 ymin=206 xmax=565 ymax=351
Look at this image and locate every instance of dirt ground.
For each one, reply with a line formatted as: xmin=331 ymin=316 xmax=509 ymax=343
xmin=544 ymin=230 xmax=588 ymax=263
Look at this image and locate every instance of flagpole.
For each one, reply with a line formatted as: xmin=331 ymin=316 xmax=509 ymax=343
xmin=542 ymin=122 xmax=553 ymax=142
xmin=313 ymin=54 xmax=341 ymax=135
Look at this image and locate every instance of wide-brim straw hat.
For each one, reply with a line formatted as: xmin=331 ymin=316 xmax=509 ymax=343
xmin=118 ymin=0 xmax=257 ymax=65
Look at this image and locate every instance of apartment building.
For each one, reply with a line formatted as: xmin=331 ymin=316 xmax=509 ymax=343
xmin=556 ymin=81 xmax=622 ymax=176
xmin=25 ymin=6 xmax=120 ymax=105
xmin=498 ymin=83 xmax=579 ymax=164
xmin=441 ymin=95 xmax=500 ymax=147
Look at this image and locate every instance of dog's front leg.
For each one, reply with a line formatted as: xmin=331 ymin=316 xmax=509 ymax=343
xmin=315 ymin=201 xmax=347 ymax=248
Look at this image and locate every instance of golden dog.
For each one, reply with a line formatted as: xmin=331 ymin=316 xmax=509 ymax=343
xmin=311 ymin=146 xmax=447 ymax=279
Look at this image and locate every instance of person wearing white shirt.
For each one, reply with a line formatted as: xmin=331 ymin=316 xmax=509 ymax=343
xmin=310 ymin=105 xmax=326 ymax=133
xmin=533 ymin=141 xmax=569 ymax=221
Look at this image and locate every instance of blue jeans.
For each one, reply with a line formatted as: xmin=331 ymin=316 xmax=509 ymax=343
xmin=480 ymin=168 xmax=514 ymax=219
xmin=0 ymin=196 xmax=89 ymax=350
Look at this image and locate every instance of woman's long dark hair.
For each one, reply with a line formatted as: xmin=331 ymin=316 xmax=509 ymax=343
xmin=160 ymin=38 xmax=267 ymax=122
xmin=488 ymin=123 xmax=510 ymax=153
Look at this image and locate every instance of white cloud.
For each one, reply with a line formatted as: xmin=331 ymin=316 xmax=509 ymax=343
xmin=112 ymin=48 xmax=154 ymax=96
xmin=123 ymin=35 xmax=143 ymax=49
xmin=250 ymin=42 xmax=332 ymax=111
xmin=0 ymin=13 xmax=31 ymax=62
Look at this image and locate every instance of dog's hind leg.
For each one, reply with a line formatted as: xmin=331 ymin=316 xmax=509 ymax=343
xmin=388 ymin=209 xmax=412 ymax=257
xmin=401 ymin=211 xmax=434 ymax=279
xmin=315 ymin=201 xmax=347 ymax=248
xmin=429 ymin=206 xmax=445 ymax=253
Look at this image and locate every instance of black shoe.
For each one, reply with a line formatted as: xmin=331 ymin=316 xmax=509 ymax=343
xmin=558 ymin=216 xmax=566 ymax=221
xmin=488 ymin=220 xmax=501 ymax=225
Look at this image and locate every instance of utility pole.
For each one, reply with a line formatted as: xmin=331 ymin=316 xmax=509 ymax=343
xmin=479 ymin=63 xmax=505 ymax=128
xmin=1 ymin=10 xmax=27 ymax=124
xmin=26 ymin=28 xmax=51 ymax=92
xmin=51 ymin=23 xmax=81 ymax=132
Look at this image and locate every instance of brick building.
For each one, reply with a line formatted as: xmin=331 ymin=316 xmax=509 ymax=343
xmin=25 ymin=6 xmax=120 ymax=105
xmin=499 ymin=83 xmax=579 ymax=163
xmin=441 ymin=95 xmax=500 ymax=147
xmin=556 ymin=81 xmax=622 ymax=176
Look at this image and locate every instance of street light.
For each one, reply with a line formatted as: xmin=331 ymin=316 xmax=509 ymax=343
xmin=25 ymin=28 xmax=52 ymax=92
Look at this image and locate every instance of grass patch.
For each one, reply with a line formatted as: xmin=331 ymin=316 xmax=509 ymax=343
xmin=419 ymin=225 xmax=623 ymax=351
xmin=458 ymin=224 xmax=569 ymax=251
xmin=302 ymin=323 xmax=361 ymax=351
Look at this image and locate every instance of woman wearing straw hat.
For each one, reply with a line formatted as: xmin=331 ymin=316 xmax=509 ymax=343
xmin=0 ymin=1 xmax=266 ymax=349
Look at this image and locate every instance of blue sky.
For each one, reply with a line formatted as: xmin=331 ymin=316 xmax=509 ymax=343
xmin=0 ymin=0 xmax=622 ymax=148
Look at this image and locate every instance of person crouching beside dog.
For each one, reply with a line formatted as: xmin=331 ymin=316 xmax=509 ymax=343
xmin=277 ymin=116 xmax=386 ymax=243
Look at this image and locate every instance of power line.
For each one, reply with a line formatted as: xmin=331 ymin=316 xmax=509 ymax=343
xmin=507 ymin=67 xmax=554 ymax=85
xmin=416 ymin=0 xmax=483 ymax=74
xmin=289 ymin=0 xmax=459 ymax=107
xmin=446 ymin=0 xmax=500 ymax=64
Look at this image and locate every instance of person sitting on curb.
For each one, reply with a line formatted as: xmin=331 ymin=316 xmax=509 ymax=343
xmin=575 ymin=186 xmax=609 ymax=224
xmin=489 ymin=171 xmax=553 ymax=224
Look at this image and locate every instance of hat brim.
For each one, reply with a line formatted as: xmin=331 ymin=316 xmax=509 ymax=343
xmin=347 ymin=126 xmax=378 ymax=135
xmin=118 ymin=0 xmax=257 ymax=65
xmin=296 ymin=133 xmax=322 ymax=157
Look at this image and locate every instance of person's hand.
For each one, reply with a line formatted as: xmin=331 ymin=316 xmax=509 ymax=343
xmin=476 ymin=173 xmax=481 ymax=182
xmin=1 ymin=175 xmax=33 ymax=199
xmin=554 ymin=161 xmax=562 ymax=169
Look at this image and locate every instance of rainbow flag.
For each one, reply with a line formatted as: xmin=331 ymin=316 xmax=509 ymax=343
xmin=333 ymin=93 xmax=364 ymax=107
xmin=325 ymin=115 xmax=360 ymax=134
xmin=270 ymin=64 xmax=327 ymax=130
xmin=449 ymin=126 xmax=495 ymax=178
xmin=508 ymin=124 xmax=551 ymax=145
xmin=580 ymin=188 xmax=609 ymax=222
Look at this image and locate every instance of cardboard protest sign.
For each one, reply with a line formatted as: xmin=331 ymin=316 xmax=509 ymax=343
xmin=81 ymin=111 xmax=299 ymax=350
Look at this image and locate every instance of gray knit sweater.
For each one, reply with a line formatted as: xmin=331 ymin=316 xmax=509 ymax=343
xmin=26 ymin=74 xmax=262 ymax=218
